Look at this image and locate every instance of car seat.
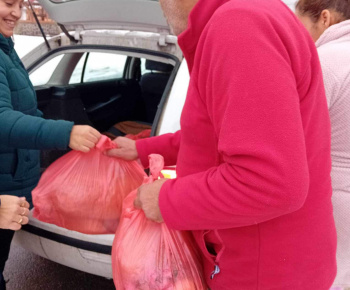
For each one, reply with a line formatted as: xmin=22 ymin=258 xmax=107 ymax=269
xmin=140 ymin=60 xmax=173 ymax=123
xmin=43 ymin=86 xmax=92 ymax=126
xmin=40 ymin=86 xmax=91 ymax=169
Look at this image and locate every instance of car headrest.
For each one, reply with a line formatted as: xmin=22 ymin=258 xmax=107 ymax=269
xmin=145 ymin=60 xmax=173 ymax=73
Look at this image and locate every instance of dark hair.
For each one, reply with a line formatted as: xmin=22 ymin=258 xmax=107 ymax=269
xmin=296 ymin=0 xmax=350 ymax=22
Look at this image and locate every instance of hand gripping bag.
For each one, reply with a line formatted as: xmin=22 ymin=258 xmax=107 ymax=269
xmin=32 ymin=135 xmax=146 ymax=234
xmin=112 ymin=154 xmax=207 ymax=290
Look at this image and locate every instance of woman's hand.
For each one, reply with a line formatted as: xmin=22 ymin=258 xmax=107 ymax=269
xmin=0 ymin=196 xmax=30 ymax=231
xmin=69 ymin=125 xmax=101 ymax=153
xmin=105 ymin=137 xmax=138 ymax=160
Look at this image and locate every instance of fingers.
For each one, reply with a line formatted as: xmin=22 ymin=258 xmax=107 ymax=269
xmin=106 ymin=137 xmax=138 ymax=160
xmin=90 ymin=127 xmax=101 ymax=140
xmin=87 ymin=136 xmax=98 ymax=146
xmin=14 ymin=206 xmax=29 ymax=221
xmin=105 ymin=148 xmax=122 ymax=158
xmin=79 ymin=146 xmax=91 ymax=153
xmin=82 ymin=127 xmax=101 ymax=149
xmin=7 ymin=215 xmax=29 ymax=231
xmin=69 ymin=125 xmax=102 ymax=152
xmin=112 ymin=136 xmax=134 ymax=148
xmin=18 ymin=215 xmax=29 ymax=225
xmin=9 ymin=222 xmax=21 ymax=231
xmin=75 ymin=144 xmax=92 ymax=153
xmin=111 ymin=136 xmax=125 ymax=147
xmin=16 ymin=197 xmax=30 ymax=219
xmin=81 ymin=139 xmax=95 ymax=150
xmin=16 ymin=206 xmax=29 ymax=216
xmin=14 ymin=215 xmax=28 ymax=225
xmin=0 ymin=195 xmax=30 ymax=231
xmin=85 ymin=128 xmax=101 ymax=144
xmin=132 ymin=184 xmax=164 ymax=222
xmin=18 ymin=197 xmax=29 ymax=208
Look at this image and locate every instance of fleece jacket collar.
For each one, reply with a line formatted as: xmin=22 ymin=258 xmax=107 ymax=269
xmin=316 ymin=19 xmax=350 ymax=48
xmin=178 ymin=0 xmax=230 ymax=73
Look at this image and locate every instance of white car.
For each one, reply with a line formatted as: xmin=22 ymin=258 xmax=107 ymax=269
xmin=13 ymin=0 xmax=297 ymax=279
xmin=13 ymin=0 xmax=188 ymax=279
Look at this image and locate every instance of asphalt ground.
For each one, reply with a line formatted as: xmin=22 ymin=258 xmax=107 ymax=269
xmin=4 ymin=243 xmax=115 ymax=290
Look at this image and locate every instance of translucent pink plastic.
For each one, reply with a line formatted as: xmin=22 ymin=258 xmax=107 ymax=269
xmin=32 ymin=135 xmax=146 ymax=234
xmin=112 ymin=154 xmax=207 ymax=290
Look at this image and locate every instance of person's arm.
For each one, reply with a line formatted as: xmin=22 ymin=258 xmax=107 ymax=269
xmin=136 ymin=131 xmax=181 ymax=168
xmin=159 ymin=8 xmax=310 ymax=230
xmin=0 ymin=65 xmax=100 ymax=152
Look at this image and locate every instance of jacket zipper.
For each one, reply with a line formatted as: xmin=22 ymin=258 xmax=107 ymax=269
xmin=210 ymin=264 xmax=221 ymax=280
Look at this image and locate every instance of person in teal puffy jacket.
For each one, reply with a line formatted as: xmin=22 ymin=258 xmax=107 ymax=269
xmin=0 ymin=1 xmax=101 ymax=289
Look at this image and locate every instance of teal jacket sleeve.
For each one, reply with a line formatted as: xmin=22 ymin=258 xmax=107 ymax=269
xmin=0 ymin=64 xmax=74 ymax=150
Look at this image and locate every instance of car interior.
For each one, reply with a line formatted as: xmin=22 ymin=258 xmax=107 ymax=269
xmin=32 ymin=50 xmax=176 ymax=169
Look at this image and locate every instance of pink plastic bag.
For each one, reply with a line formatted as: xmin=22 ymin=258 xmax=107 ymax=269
xmin=32 ymin=135 xmax=146 ymax=234
xmin=112 ymin=154 xmax=206 ymax=290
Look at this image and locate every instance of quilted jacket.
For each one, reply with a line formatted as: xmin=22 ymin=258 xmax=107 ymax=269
xmin=0 ymin=34 xmax=73 ymax=206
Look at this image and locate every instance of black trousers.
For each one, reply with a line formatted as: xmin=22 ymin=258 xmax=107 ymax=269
xmin=0 ymin=229 xmax=15 ymax=290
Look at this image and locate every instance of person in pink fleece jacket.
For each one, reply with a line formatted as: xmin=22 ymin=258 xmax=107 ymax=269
xmin=296 ymin=1 xmax=350 ymax=288
xmin=107 ymin=0 xmax=337 ymax=288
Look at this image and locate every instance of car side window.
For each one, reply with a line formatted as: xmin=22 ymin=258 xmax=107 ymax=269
xmin=29 ymin=54 xmax=64 ymax=86
xmin=69 ymin=52 xmax=127 ymax=84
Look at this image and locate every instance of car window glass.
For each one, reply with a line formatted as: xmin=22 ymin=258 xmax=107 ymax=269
xmin=81 ymin=52 xmax=127 ymax=83
xmin=29 ymin=55 xmax=64 ymax=86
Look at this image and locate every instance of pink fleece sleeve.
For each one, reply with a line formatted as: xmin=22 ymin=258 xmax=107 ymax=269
xmin=136 ymin=130 xmax=181 ymax=168
xmin=159 ymin=9 xmax=310 ymax=230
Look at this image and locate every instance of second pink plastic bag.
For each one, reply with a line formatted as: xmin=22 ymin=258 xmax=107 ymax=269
xmin=33 ymin=135 xmax=146 ymax=234
xmin=112 ymin=154 xmax=207 ymax=290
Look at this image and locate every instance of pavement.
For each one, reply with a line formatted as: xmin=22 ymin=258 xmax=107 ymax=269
xmin=4 ymin=243 xmax=115 ymax=290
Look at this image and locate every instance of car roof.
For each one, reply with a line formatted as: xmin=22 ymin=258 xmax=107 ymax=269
xmin=38 ymin=0 xmax=172 ymax=34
